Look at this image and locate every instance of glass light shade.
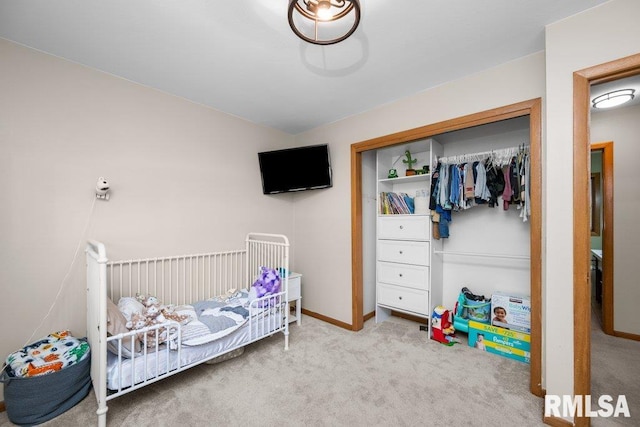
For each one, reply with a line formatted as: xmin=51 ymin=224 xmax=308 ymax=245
xmin=592 ymin=89 xmax=635 ymax=109
xmin=288 ymin=0 xmax=361 ymax=45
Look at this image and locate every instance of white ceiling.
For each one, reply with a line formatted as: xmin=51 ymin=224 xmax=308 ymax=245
xmin=0 ymin=0 xmax=610 ymax=135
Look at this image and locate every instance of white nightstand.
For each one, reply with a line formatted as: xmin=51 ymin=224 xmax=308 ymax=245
xmin=288 ymin=272 xmax=302 ymax=325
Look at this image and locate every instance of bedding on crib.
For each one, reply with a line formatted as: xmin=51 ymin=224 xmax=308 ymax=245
xmin=182 ymin=290 xmax=252 ymax=346
xmin=106 ymin=311 xmax=272 ymax=390
xmin=105 ymin=289 xmax=278 ymax=391
xmin=108 ymin=290 xmax=257 ymax=354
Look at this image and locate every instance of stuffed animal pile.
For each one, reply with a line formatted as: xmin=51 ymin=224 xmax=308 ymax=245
xmin=118 ymin=294 xmax=190 ymax=348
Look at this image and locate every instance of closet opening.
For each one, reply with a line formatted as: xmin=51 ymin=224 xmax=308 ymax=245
xmin=351 ymin=99 xmax=542 ymax=396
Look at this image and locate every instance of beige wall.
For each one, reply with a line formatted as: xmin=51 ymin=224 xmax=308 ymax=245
xmin=0 ymin=38 xmax=294 ymax=400
xmin=545 ymin=0 xmax=640 ymax=409
xmin=591 ymin=104 xmax=640 ymax=335
xmin=292 ymin=52 xmax=546 ymax=324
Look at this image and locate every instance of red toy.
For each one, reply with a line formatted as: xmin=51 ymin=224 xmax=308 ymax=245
xmin=431 ymin=305 xmax=458 ymax=344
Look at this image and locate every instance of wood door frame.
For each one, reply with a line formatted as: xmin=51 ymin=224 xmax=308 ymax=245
xmin=590 ymin=141 xmax=614 ymax=336
xmin=573 ymin=53 xmax=640 ymax=427
xmin=351 ymin=98 xmax=543 ymax=397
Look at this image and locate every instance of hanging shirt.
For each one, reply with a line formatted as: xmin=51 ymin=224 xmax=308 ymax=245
xmin=510 ymin=156 xmax=521 ymax=204
xmin=502 ymin=165 xmax=513 ymax=210
xmin=464 ymin=163 xmax=475 ymax=199
xmin=485 ymin=164 xmax=505 ymax=208
xmin=429 ymin=164 xmax=441 ymax=211
xmin=438 ymin=164 xmax=452 ymax=210
xmin=520 ymin=153 xmax=531 ymax=222
xmin=474 ymin=161 xmax=490 ymax=202
xmin=449 ymin=164 xmax=461 ymax=207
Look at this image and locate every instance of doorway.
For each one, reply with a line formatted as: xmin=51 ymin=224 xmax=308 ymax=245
xmin=350 ymin=99 xmax=543 ymax=396
xmin=573 ymin=52 xmax=640 ymax=427
xmin=590 ymin=141 xmax=613 ymax=336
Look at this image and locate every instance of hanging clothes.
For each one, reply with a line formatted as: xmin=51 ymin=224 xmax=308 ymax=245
xmin=430 ymin=144 xmax=531 ymax=236
xmin=485 ymin=164 xmax=505 ymax=208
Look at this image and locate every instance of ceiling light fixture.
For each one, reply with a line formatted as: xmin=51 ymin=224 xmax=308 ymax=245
xmin=288 ymin=0 xmax=361 ymax=45
xmin=592 ymin=89 xmax=635 ymax=109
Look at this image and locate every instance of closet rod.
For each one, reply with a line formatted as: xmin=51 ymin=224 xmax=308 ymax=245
xmin=433 ymin=250 xmax=529 ymax=260
xmin=436 ymin=144 xmax=529 ymax=165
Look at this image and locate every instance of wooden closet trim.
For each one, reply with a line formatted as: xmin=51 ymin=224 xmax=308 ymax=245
xmin=351 ymin=98 xmax=542 ymax=397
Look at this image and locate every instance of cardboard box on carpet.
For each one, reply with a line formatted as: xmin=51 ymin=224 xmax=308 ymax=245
xmin=468 ymin=320 xmax=531 ymax=364
xmin=490 ymin=292 xmax=531 ymax=333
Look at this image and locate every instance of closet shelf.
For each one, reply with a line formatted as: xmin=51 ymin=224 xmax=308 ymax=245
xmin=378 ymin=213 xmax=430 ymax=217
xmin=378 ymin=174 xmax=430 ymax=184
xmin=433 ymin=250 xmax=529 ymax=260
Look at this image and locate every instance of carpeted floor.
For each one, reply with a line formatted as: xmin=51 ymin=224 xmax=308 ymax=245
xmin=590 ymin=306 xmax=640 ymax=427
xmin=0 ymin=313 xmax=636 ymax=426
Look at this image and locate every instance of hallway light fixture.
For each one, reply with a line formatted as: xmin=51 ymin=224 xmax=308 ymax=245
xmin=288 ymin=0 xmax=361 ymax=45
xmin=592 ymin=88 xmax=635 ymax=109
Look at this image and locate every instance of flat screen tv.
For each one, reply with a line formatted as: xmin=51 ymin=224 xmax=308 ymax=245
xmin=258 ymin=144 xmax=332 ymax=194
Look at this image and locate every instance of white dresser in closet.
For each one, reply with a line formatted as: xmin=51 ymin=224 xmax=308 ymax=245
xmin=377 ymin=216 xmax=430 ymax=315
xmin=375 ymin=139 xmax=443 ymax=336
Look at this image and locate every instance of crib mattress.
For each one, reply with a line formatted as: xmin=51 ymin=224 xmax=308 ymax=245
xmin=106 ymin=316 xmax=279 ymax=392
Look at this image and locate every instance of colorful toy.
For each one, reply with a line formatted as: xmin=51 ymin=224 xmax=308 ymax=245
xmin=453 ymin=286 xmax=491 ymax=333
xmin=402 ymin=150 xmax=417 ymax=171
xmin=431 ymin=305 xmax=459 ymax=345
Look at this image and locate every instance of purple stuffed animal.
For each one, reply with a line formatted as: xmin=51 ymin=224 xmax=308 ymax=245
xmin=251 ymin=267 xmax=281 ymax=306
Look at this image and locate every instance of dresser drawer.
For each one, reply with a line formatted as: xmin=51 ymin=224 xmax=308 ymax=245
xmin=377 ymin=283 xmax=429 ymax=315
xmin=377 ymin=240 xmax=429 ymax=266
xmin=378 ymin=216 xmax=429 ymax=241
xmin=377 ymin=261 xmax=429 ymax=291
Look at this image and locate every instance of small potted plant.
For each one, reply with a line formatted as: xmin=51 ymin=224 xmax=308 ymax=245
xmin=402 ymin=150 xmax=417 ymax=176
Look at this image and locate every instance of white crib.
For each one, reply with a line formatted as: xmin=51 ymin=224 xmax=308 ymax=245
xmin=85 ymin=233 xmax=290 ymax=427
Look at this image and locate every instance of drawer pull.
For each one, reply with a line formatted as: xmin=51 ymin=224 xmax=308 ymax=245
xmin=399 ymin=273 xmax=403 ymax=277
xmin=398 ymin=296 xmax=403 ymax=300
xmin=399 ymin=250 xmax=403 ymax=255
xmin=399 ymin=225 xmax=404 ymax=229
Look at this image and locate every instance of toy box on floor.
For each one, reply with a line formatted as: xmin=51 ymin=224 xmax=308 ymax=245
xmin=467 ymin=320 xmax=530 ymax=364
xmin=490 ymin=292 xmax=531 ymax=333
